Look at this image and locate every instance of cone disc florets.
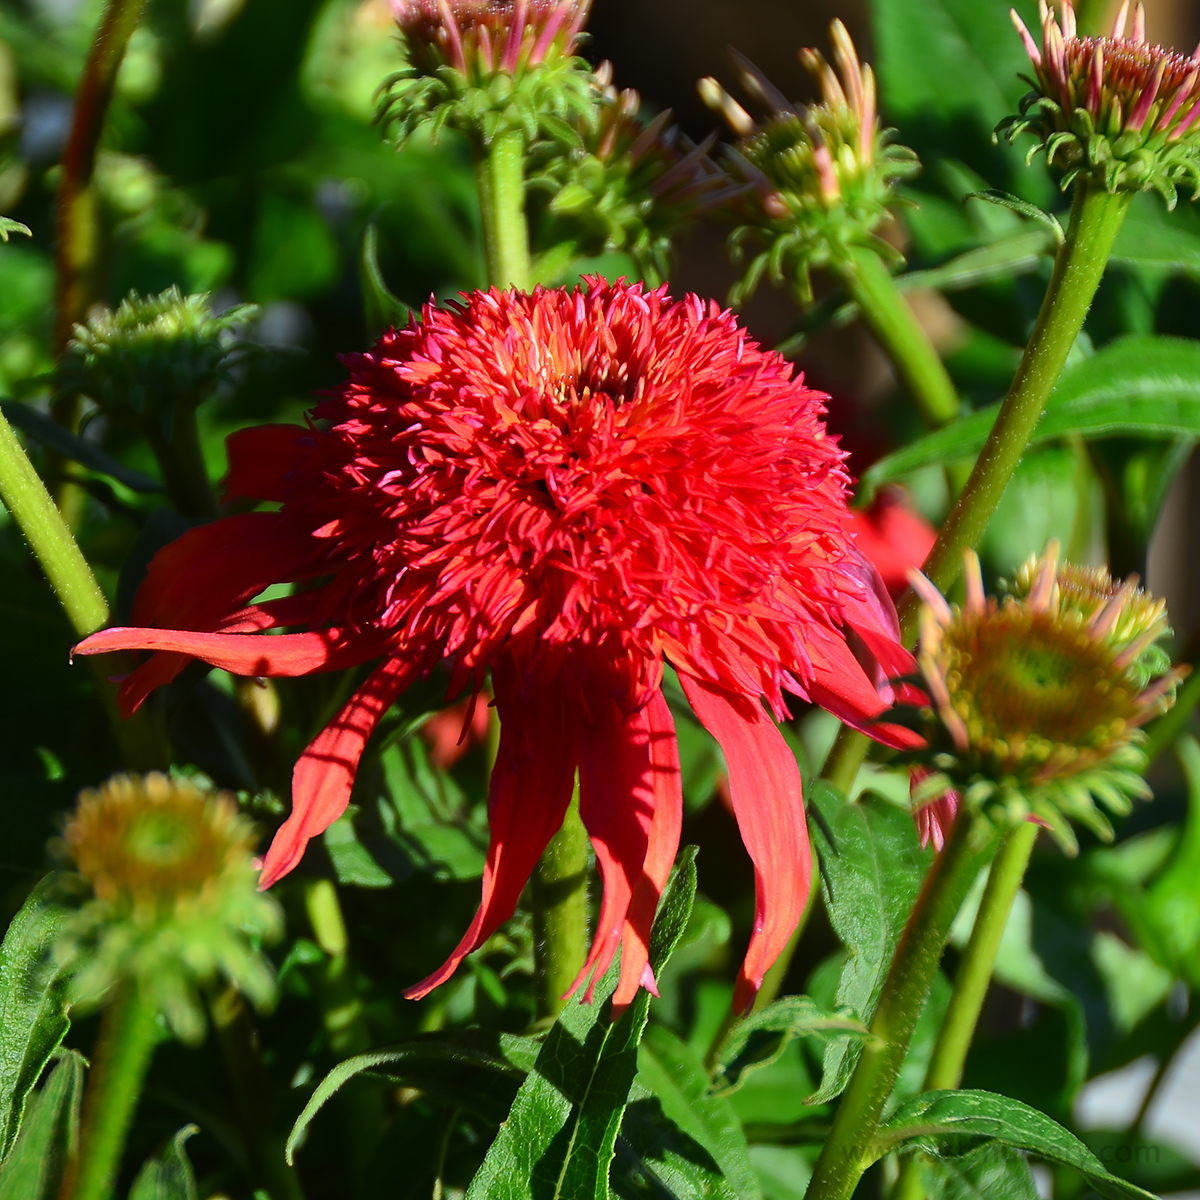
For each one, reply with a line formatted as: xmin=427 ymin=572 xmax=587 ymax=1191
xmin=56 ymin=773 xmax=281 ymax=1042
xmin=380 ymin=0 xmax=597 ymax=147
xmin=907 ymin=545 xmax=1185 ymax=853
xmin=700 ymin=21 xmax=919 ymax=304
xmin=1003 ymin=1 xmax=1200 ymax=203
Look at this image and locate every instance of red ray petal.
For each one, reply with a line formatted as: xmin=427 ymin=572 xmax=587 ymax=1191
xmin=259 ymin=655 xmax=418 ymax=888
xmin=610 ymin=690 xmax=683 ymax=1014
xmin=223 ymin=424 xmax=308 ymax=503
xmin=403 ymin=662 xmax=578 ymax=1000
xmin=74 ymin=626 xmax=380 ymax=679
xmin=680 ymin=674 xmax=811 ymax=1015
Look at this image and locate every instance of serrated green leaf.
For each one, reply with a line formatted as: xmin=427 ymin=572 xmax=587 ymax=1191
xmin=633 ymin=1025 xmax=760 ymax=1198
xmin=711 ymin=996 xmax=869 ymax=1095
xmin=862 ymin=335 xmax=1200 ymax=495
xmin=0 ymin=877 xmax=71 ymax=1161
xmin=874 ymin=1090 xmax=1158 ymax=1199
xmin=0 ymin=1051 xmax=84 ymax=1200
xmin=465 ymin=849 xmax=698 ymax=1200
xmin=806 ymin=784 xmax=932 ymax=1105
xmin=287 ymin=1031 xmax=538 ymax=1159
xmin=128 ymin=1125 xmax=199 ymax=1200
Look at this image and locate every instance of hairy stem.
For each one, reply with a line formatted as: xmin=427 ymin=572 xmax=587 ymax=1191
xmin=889 ymin=820 xmax=1039 ymax=1200
xmin=476 ymin=129 xmax=532 ymax=290
xmin=532 ymin=781 xmax=589 ymax=1020
xmin=805 ymin=816 xmax=993 ymax=1200
xmin=834 ymin=246 xmax=960 ymax=430
xmin=820 ymin=184 xmax=1132 ymax=794
xmin=59 ymin=984 xmax=160 ymax=1200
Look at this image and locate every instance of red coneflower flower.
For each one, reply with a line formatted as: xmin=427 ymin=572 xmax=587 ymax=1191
xmin=76 ymin=280 xmax=920 ymax=1013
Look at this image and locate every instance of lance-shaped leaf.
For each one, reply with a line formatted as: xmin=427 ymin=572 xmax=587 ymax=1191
xmin=0 ymin=1051 xmax=84 ymax=1200
xmin=128 ymin=1125 xmax=200 ymax=1200
xmin=711 ymin=995 xmax=870 ymax=1095
xmin=873 ymin=1090 xmax=1158 ymax=1200
xmin=911 ymin=1141 xmax=1041 ymax=1200
xmin=465 ymin=849 xmax=699 ymax=1200
xmin=861 ymin=335 xmax=1200 ymax=498
xmin=806 ymin=784 xmax=931 ymax=1105
xmin=0 ymin=877 xmax=71 ymax=1162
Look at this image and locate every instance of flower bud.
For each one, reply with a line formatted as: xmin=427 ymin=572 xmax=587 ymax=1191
xmin=1003 ymin=0 xmax=1200 ymax=203
xmin=905 ymin=544 xmax=1186 ymax=854
xmin=701 ymin=22 xmax=919 ymax=304
xmin=54 ymin=773 xmax=282 ymax=1043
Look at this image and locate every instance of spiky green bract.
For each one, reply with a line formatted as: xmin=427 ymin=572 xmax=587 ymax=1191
xmin=906 ymin=545 xmax=1185 ymax=855
xmin=0 ymin=216 xmax=31 ymax=241
xmin=379 ymin=0 xmax=597 ymax=151
xmin=1001 ymin=1 xmax=1200 ymax=205
xmin=528 ymin=65 xmax=728 ymax=283
xmin=700 ymin=21 xmax=920 ymax=305
xmin=56 ymin=287 xmax=257 ymax=438
xmin=54 ymin=773 xmax=282 ymax=1044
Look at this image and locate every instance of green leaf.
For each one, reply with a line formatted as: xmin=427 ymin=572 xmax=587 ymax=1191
xmin=1111 ymin=193 xmax=1200 ymax=275
xmin=633 ymin=1025 xmax=761 ymax=1198
xmin=873 ymin=0 xmax=1050 ymax=201
xmin=912 ymin=1142 xmax=1041 ymax=1200
xmin=0 ymin=878 xmax=71 ymax=1161
xmin=287 ymin=1031 xmax=538 ymax=1159
xmin=0 ymin=1051 xmax=84 ymax=1200
xmin=806 ymin=784 xmax=932 ymax=1105
xmin=464 ymin=848 xmax=698 ymax=1200
xmin=874 ymin=1089 xmax=1158 ymax=1200
xmin=862 ymin=334 xmax=1200 ymax=495
xmin=0 ymin=402 xmax=164 ymax=494
xmin=128 ymin=1125 xmax=200 ymax=1200
xmin=0 ymin=218 xmax=30 ymax=242
xmin=711 ymin=996 xmax=869 ymax=1095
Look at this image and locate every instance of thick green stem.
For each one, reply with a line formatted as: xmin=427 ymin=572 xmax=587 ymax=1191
xmin=145 ymin=410 xmax=217 ymax=519
xmin=0 ymin=408 xmax=166 ymax=768
xmin=805 ymin=816 xmax=994 ymax=1200
xmin=834 ymin=246 xmax=960 ymax=430
xmin=820 ymin=185 xmax=1132 ymax=796
xmin=889 ymin=820 xmax=1038 ymax=1200
xmin=59 ymin=985 xmax=160 ymax=1200
xmin=476 ymin=129 xmax=531 ymax=290
xmin=532 ymin=782 xmax=589 ymax=1020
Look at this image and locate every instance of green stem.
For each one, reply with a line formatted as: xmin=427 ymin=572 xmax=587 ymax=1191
xmin=819 ymin=184 xmax=1132 ymax=796
xmin=889 ymin=820 xmax=1038 ymax=1200
xmin=0 ymin=408 xmax=166 ymax=768
xmin=54 ymin=0 xmax=147 ymax=355
xmin=145 ymin=409 xmax=217 ymax=518
xmin=475 ymin=129 xmax=532 ymax=290
xmin=60 ymin=984 xmax=161 ymax=1200
xmin=805 ymin=816 xmax=994 ymax=1200
xmin=834 ymin=246 xmax=960 ymax=430
xmin=531 ymin=781 xmax=589 ymax=1020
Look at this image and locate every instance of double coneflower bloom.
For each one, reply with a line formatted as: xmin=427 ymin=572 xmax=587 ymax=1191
xmin=77 ymin=280 xmax=918 ymax=1013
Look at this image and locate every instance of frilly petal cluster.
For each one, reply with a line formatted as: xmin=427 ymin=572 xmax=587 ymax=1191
xmin=54 ymin=773 xmax=282 ymax=1044
xmin=906 ymin=544 xmax=1185 ymax=854
xmin=75 ymin=279 xmax=920 ymax=1015
xmin=700 ymin=21 xmax=920 ymax=304
xmin=1003 ymin=0 xmax=1200 ymax=203
xmin=380 ymin=0 xmax=596 ymax=147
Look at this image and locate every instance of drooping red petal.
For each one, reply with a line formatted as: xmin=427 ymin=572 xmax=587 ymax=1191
xmin=259 ymin=655 xmax=418 ymax=888
xmin=74 ymin=626 xmax=380 ymax=680
xmin=570 ymin=690 xmax=681 ymax=1004
xmin=403 ymin=662 xmax=578 ymax=1000
xmin=223 ymin=424 xmax=309 ymax=503
xmin=679 ymin=673 xmax=811 ymax=1015
xmin=610 ymin=690 xmax=683 ymax=1013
